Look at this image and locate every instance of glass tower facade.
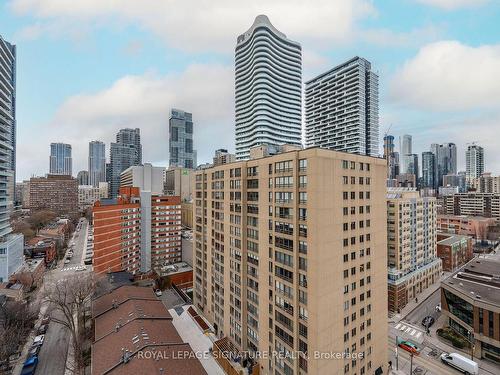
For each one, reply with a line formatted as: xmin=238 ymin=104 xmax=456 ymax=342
xmin=169 ymin=109 xmax=197 ymax=168
xmin=49 ymin=143 xmax=72 ymax=175
xmin=89 ymin=140 xmax=106 ymax=187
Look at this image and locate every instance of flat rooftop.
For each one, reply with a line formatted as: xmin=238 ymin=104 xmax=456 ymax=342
xmin=443 ymin=256 xmax=500 ymax=306
xmin=159 ymin=261 xmax=193 ymax=276
xmin=437 ymin=233 xmax=470 ymax=246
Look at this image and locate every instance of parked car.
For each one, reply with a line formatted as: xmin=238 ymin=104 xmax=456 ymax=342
xmin=27 ymin=345 xmax=41 ymax=358
xmin=20 ymin=356 xmax=38 ymax=375
xmin=32 ymin=335 xmax=45 ymax=347
xmin=64 ymin=259 xmax=70 ymax=264
xmin=37 ymin=324 xmax=48 ymax=335
xmin=422 ymin=316 xmax=435 ymax=328
xmin=398 ymin=340 xmax=420 ymax=355
xmin=440 ymin=352 xmax=478 ymax=375
xmin=155 ymin=289 xmax=162 ymax=297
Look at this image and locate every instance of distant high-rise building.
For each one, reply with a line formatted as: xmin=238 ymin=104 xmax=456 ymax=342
xmin=120 ymin=163 xmax=165 ymax=195
xmin=402 ymin=154 xmax=419 ymax=178
xmin=49 ymin=143 xmax=72 ymax=175
xmin=169 ymin=109 xmax=197 ymax=168
xmin=235 ymin=15 xmax=302 ymax=160
xmin=0 ymin=35 xmax=23 ymax=283
xmin=109 ymin=128 xmax=142 ymax=198
xmin=213 ymin=148 xmax=236 ymax=166
xmin=306 ymin=56 xmax=379 ymax=156
xmin=399 ymin=134 xmax=413 ymax=174
xmin=422 ymin=152 xmax=435 ymax=189
xmin=384 ymin=135 xmax=399 ymax=179
xmin=89 ymin=141 xmax=106 ymax=187
xmin=466 ymin=144 xmax=484 ymax=185
xmin=431 ymin=143 xmax=457 ymax=189
xmin=77 ymin=170 xmax=89 ymax=185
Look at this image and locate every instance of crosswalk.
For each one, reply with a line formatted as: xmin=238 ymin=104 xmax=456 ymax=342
xmin=394 ymin=322 xmax=424 ymax=342
xmin=61 ymin=265 xmax=87 ymax=272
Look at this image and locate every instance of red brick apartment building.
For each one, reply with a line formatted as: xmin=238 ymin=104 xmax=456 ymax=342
xmin=437 ymin=214 xmax=496 ymax=241
xmin=437 ymin=233 xmax=473 ymax=272
xmin=93 ymin=188 xmax=182 ymax=275
xmin=151 ymin=195 xmax=182 ymax=269
xmin=93 ymin=187 xmax=141 ymax=275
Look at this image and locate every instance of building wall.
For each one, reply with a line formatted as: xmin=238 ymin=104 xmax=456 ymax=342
xmin=0 ymin=234 xmax=24 ymax=283
xmin=169 ymin=109 xmax=197 ymax=168
xmin=49 ymin=143 xmax=72 ymax=175
xmin=387 ymin=189 xmax=442 ymax=312
xmin=181 ymin=202 xmax=193 ymax=228
xmin=165 ymin=167 xmax=194 ymax=201
xmin=120 ymin=163 xmax=165 ymax=195
xmin=150 ymin=195 xmax=182 ymax=270
xmin=436 ymin=234 xmax=472 ymax=272
xmin=193 ymin=148 xmax=387 ymax=375
xmin=30 ymin=175 xmax=78 ymax=215
xmin=93 ymin=188 xmax=141 ymax=275
xmin=437 ymin=215 xmax=495 ymax=241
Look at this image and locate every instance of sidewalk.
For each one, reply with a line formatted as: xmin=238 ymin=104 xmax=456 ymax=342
xmin=390 ymin=272 xmax=451 ymax=325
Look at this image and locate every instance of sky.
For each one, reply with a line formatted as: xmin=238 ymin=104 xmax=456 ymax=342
xmin=1 ymin=0 xmax=499 ymax=181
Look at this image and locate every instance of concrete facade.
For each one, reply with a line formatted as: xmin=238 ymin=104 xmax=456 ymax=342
xmin=193 ymin=147 xmax=387 ymax=375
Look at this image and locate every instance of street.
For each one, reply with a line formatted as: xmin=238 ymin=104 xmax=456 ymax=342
xmin=404 ymin=288 xmax=441 ymax=327
xmin=33 ymin=218 xmax=88 ymax=375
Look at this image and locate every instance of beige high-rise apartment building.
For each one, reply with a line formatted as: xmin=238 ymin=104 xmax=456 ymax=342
xmin=386 ymin=188 xmax=442 ymax=313
xmin=193 ymin=146 xmax=387 ymax=375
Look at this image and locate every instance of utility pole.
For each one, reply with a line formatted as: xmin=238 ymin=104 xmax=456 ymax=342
xmin=395 ymin=335 xmax=399 ymax=371
xmin=410 ymin=353 xmax=414 ymax=374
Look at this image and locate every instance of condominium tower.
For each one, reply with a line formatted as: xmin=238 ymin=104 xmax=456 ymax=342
xmin=431 ymin=143 xmax=457 ymax=189
xmin=193 ymin=146 xmax=387 ymax=375
xmin=235 ymin=15 xmax=302 ymax=160
xmin=386 ymin=188 xmax=442 ymax=312
xmin=305 ymin=57 xmax=379 ymax=157
xmin=109 ymin=128 xmax=142 ymax=198
xmin=465 ymin=144 xmax=484 ymax=185
xmin=0 ymin=36 xmax=23 ymax=283
xmin=89 ymin=140 xmax=106 ymax=186
xmin=49 ymin=143 xmax=72 ymax=175
xmin=169 ymin=109 xmax=197 ymax=168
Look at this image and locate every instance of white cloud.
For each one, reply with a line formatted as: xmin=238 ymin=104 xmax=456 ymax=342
xmin=16 ymin=64 xmax=234 ymax=179
xmin=9 ymin=0 xmax=376 ymax=52
xmin=390 ymin=41 xmax=500 ymax=111
xmin=415 ymin=0 xmax=489 ymax=10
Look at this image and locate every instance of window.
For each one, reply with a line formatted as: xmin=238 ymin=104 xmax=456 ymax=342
xmin=299 ymin=175 xmax=307 ymax=188
xmin=343 ymin=176 xmax=348 ymax=184
xmin=299 ymin=159 xmax=307 ymax=171
xmin=342 ymin=160 xmax=348 ymax=169
xmin=275 ymin=160 xmax=293 ymax=173
xmin=299 ymin=192 xmax=307 ymax=204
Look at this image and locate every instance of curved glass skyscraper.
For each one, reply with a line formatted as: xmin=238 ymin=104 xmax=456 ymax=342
xmin=235 ymin=15 xmax=302 ymax=160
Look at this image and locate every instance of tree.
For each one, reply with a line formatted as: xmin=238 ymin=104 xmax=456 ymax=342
xmin=43 ymin=273 xmax=98 ymax=374
xmin=27 ymin=210 xmax=57 ymax=233
xmin=11 ymin=220 xmax=35 ymax=240
xmin=0 ymin=301 xmax=39 ymax=364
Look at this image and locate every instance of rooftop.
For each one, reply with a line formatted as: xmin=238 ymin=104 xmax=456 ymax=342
xmin=443 ymin=256 xmax=500 ymax=306
xmin=158 ymin=261 xmax=193 ymax=277
xmin=437 ymin=233 xmax=470 ymax=246
xmin=92 ymin=285 xmax=158 ymax=318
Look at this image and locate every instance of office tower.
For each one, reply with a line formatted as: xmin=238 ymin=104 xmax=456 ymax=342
xmin=235 ymin=15 xmax=302 ymax=160
xmin=120 ymin=163 xmax=165 ymax=195
xmin=89 ymin=140 xmax=106 ymax=187
xmin=0 ymin=36 xmax=23 ymax=283
xmin=109 ymin=128 xmax=142 ymax=198
xmin=29 ymin=175 xmax=78 ymax=215
xmin=305 ymin=57 xmax=379 ymax=157
xmin=386 ymin=188 xmax=442 ymax=312
xmin=465 ymin=144 xmax=484 ymax=186
xmin=93 ymin=187 xmax=181 ymax=274
xmin=193 ymin=146 xmax=387 ymax=375
xmin=402 ymin=154 xmax=419 ymax=178
xmin=49 ymin=143 xmax=72 ymax=175
xmin=169 ymin=109 xmax=197 ymax=168
xmin=77 ymin=170 xmax=89 ymax=185
xmin=421 ymin=152 xmax=435 ymax=189
xmin=431 ymin=143 xmax=457 ymax=189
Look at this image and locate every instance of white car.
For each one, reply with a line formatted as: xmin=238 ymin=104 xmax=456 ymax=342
xmin=33 ymin=335 xmax=45 ymax=346
xmin=64 ymin=259 xmax=70 ymax=264
xmin=154 ymin=289 xmax=162 ymax=297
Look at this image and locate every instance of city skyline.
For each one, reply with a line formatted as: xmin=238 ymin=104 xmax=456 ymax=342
xmin=1 ymin=1 xmax=499 ymax=180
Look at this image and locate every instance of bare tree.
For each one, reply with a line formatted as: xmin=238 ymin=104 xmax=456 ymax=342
xmin=0 ymin=301 xmax=39 ymax=364
xmin=43 ymin=273 xmax=97 ymax=374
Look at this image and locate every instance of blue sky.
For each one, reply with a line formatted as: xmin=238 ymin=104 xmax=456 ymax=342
xmin=1 ymin=0 xmax=499 ymax=180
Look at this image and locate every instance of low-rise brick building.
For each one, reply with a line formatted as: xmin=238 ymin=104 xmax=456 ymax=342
xmin=437 ymin=233 xmax=473 ymax=272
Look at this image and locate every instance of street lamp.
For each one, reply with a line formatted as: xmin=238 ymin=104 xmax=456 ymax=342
xmin=467 ymin=331 xmax=475 ymax=360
